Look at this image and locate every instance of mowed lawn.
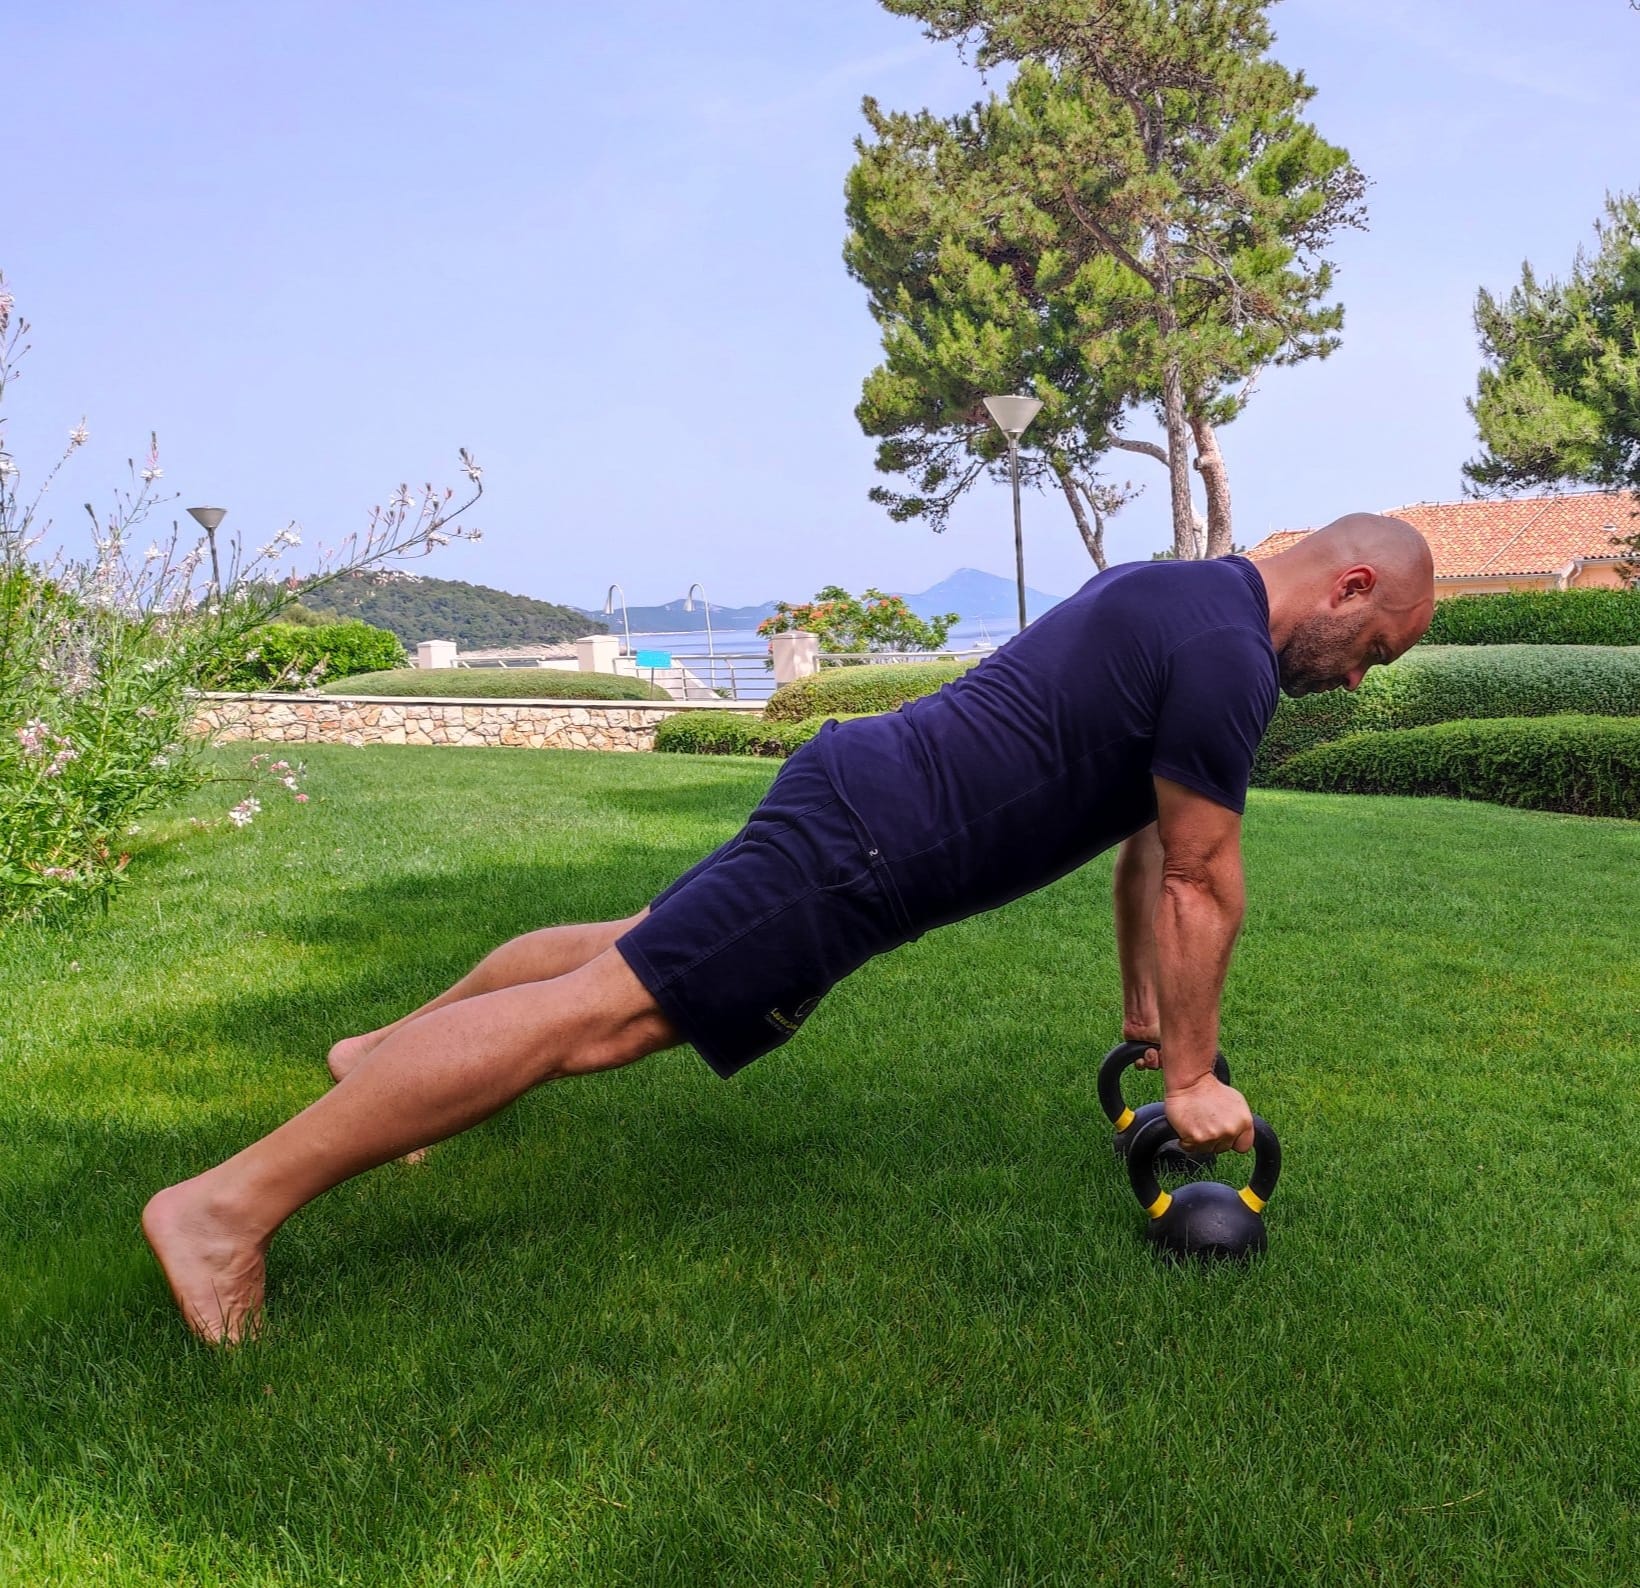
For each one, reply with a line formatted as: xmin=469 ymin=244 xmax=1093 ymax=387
xmin=3 ymin=744 xmax=1640 ymax=1586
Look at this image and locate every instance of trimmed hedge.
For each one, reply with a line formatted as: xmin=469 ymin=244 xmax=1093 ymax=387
xmin=764 ymin=660 xmax=975 ymax=723
xmin=654 ymin=712 xmax=864 ymax=757
xmin=1254 ymin=644 xmax=1640 ymax=779
xmin=1421 ymin=588 xmax=1640 ymax=647
xmin=215 ymin=620 xmax=405 ymax=688
xmin=1269 ymin=715 xmax=1640 ymax=820
xmin=316 ymin=668 xmax=670 ymax=701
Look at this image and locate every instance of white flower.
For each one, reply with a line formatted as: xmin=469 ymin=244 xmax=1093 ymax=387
xmin=69 ymin=420 xmax=90 ymax=447
xmin=228 ymin=797 xmax=261 ymax=828
xmin=0 ymin=456 xmax=17 ymax=479
xmin=145 ymin=543 xmax=163 ymax=561
xmin=259 ymin=542 xmax=279 ymax=559
xmin=150 ymin=754 xmax=170 ymax=769
xmin=390 ymin=487 xmax=416 ymax=512
xmin=459 ymin=447 xmax=483 ymax=483
xmin=127 ymin=824 xmax=142 ymax=835
xmin=140 ymin=464 xmax=163 ymax=482
xmin=465 ymin=527 xmax=484 ymax=543
xmin=277 ymin=527 xmax=302 ymax=547
xmin=281 ymin=775 xmax=298 ymax=790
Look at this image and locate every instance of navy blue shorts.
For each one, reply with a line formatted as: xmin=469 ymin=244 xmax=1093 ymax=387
xmin=616 ymin=741 xmax=913 ymax=1077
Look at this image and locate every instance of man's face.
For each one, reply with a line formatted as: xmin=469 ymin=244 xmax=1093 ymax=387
xmin=1277 ymin=595 xmax=1434 ymax=697
xmin=1277 ymin=604 xmax=1381 ymax=697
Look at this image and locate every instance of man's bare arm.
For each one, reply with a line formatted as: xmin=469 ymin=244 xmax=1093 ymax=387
xmin=1112 ymin=823 xmax=1163 ymax=1051
xmin=1151 ymin=776 xmax=1254 ymax=1153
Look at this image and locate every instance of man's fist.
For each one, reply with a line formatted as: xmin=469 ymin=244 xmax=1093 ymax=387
xmin=1164 ymin=1073 xmax=1254 ymax=1155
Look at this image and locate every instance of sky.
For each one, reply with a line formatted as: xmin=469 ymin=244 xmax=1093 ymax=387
xmin=5 ymin=0 xmax=1638 ymax=611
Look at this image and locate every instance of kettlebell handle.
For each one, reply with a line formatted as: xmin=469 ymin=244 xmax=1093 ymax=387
xmin=1096 ymin=1040 xmax=1232 ymax=1132
xmin=1126 ymin=1108 xmax=1281 ymax=1218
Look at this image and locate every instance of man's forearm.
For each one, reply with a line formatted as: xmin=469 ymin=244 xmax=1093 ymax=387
xmin=1153 ymin=868 xmax=1244 ymax=1092
xmin=1113 ymin=827 xmax=1164 ymax=1037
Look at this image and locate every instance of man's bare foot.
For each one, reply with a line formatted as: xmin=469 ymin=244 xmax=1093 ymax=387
xmin=326 ymin=1032 xmax=379 ymax=1083
xmin=142 ymin=1180 xmax=268 ymax=1345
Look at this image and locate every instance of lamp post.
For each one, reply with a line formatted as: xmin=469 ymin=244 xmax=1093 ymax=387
xmin=603 ymin=583 xmax=632 ymax=656
xmin=683 ymin=581 xmax=715 ymax=691
xmin=186 ymin=506 xmax=227 ymax=598
xmin=981 ymin=395 xmax=1044 ymax=633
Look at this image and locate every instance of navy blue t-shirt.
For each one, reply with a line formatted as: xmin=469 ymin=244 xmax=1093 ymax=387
xmin=811 ymin=555 xmax=1279 ymax=933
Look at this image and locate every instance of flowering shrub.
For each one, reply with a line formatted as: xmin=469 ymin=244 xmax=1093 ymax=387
xmin=0 ymin=275 xmax=483 ymax=924
xmin=757 ymin=585 xmax=958 ymax=655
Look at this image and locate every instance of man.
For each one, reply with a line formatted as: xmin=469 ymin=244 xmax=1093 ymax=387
xmin=145 ymin=513 xmax=1435 ymax=1343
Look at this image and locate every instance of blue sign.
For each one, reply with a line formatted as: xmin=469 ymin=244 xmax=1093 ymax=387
xmin=634 ymin=649 xmax=673 ymax=670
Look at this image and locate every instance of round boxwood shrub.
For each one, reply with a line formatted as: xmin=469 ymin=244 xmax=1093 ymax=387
xmin=764 ymin=660 xmax=975 ymax=723
xmin=1420 ymin=588 xmax=1640 ymax=647
xmin=1254 ymin=645 xmax=1640 ymax=780
xmin=214 ymin=619 xmax=404 ymax=688
xmin=1269 ymin=714 xmax=1640 ymax=820
xmin=316 ymin=668 xmax=670 ymax=700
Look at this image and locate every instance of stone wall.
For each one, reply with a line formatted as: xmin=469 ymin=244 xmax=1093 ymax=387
xmin=192 ymin=692 xmax=765 ymax=753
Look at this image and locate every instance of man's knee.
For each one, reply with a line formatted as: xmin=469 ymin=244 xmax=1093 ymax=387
xmin=548 ymin=946 xmax=678 ymax=1077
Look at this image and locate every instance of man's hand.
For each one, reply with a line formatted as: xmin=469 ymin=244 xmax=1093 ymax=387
xmin=1123 ymin=1028 xmax=1162 ymax=1070
xmin=1164 ymin=1073 xmax=1254 ymax=1155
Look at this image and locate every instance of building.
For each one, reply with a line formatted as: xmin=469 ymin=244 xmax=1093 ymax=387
xmin=1245 ymin=491 xmax=1637 ymax=597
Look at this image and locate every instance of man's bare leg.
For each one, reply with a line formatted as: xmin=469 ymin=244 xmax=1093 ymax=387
xmin=327 ymin=911 xmax=648 ymax=1081
xmin=143 ymin=946 xmax=679 ymax=1345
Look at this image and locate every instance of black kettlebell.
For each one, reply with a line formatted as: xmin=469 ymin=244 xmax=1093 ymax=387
xmin=1096 ymin=1040 xmax=1232 ymax=1177
xmin=1127 ymin=1108 xmax=1282 ymax=1264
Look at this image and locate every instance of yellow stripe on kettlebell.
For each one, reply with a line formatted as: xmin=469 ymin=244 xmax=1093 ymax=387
xmin=1146 ymin=1192 xmax=1172 ymax=1219
xmin=1115 ymin=1107 xmax=1135 ymax=1132
xmin=1239 ymin=1187 xmax=1266 ymax=1214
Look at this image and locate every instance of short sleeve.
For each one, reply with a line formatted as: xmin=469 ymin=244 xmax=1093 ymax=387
xmin=1150 ymin=626 xmax=1279 ymax=814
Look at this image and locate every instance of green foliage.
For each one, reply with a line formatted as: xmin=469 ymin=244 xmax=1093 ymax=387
xmin=317 ymin=668 xmax=671 ymax=701
xmin=303 ymin=570 xmax=599 ymax=649
xmin=1254 ymin=645 xmax=1640 ymax=778
xmin=758 ymin=586 xmax=958 ymax=655
xmin=849 ymin=0 xmax=1365 ymax=558
xmin=764 ymin=659 xmax=975 ymax=723
xmin=1271 ymin=715 xmax=1640 ymax=820
xmin=1420 ymin=589 xmax=1640 ymax=646
xmin=210 ymin=620 xmax=405 ymax=689
xmin=654 ymin=711 xmax=858 ymax=758
xmin=1466 ymin=193 xmax=1640 ymax=572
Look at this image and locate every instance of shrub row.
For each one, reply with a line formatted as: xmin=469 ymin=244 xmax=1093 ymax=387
xmin=214 ymin=620 xmax=405 ymax=689
xmin=1269 ymin=715 xmax=1640 ymax=820
xmin=764 ymin=660 xmax=974 ymax=723
xmin=1420 ymin=588 xmax=1640 ymax=647
xmin=1254 ymin=645 xmax=1640 ymax=778
xmin=316 ymin=668 xmax=670 ymax=701
xmin=654 ymin=712 xmax=862 ymax=757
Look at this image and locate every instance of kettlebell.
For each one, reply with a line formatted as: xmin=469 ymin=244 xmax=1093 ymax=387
xmin=1126 ymin=1108 xmax=1282 ymax=1264
xmin=1096 ymin=1040 xmax=1233 ymax=1177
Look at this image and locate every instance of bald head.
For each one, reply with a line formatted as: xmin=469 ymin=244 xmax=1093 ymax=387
xmin=1259 ymin=513 xmax=1436 ymax=697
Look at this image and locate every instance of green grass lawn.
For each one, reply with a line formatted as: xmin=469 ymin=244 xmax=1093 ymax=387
xmin=4 ymin=745 xmax=1640 ymax=1586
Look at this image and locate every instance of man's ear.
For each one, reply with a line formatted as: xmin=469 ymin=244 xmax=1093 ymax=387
xmin=1333 ymin=564 xmax=1377 ymax=607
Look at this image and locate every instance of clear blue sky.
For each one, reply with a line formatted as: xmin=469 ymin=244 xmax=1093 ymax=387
xmin=6 ymin=0 xmax=1638 ymax=609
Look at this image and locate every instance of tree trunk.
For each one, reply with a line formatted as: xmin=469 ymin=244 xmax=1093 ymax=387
xmin=1190 ymin=412 xmax=1234 ymax=558
xmin=1151 ymin=233 xmax=1196 ymax=560
xmin=1054 ymin=459 xmax=1108 ymax=570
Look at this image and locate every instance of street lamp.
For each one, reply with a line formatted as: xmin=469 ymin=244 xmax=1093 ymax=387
xmin=982 ymin=395 xmax=1044 ymax=633
xmin=683 ymin=581 xmax=715 ymax=690
xmin=186 ymin=506 xmax=227 ymax=597
xmin=603 ymin=582 xmax=632 ymax=656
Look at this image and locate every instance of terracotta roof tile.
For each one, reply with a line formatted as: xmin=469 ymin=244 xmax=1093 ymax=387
xmin=1245 ymin=491 xmax=1638 ymax=578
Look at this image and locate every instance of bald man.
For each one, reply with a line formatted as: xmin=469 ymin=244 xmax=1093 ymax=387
xmin=145 ymin=514 xmax=1436 ymax=1342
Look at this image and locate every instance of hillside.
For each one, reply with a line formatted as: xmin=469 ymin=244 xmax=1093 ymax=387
xmin=304 ymin=572 xmax=602 ymax=649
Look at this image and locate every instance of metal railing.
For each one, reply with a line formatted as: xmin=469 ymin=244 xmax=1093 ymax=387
xmin=627 ymin=652 xmax=773 ymax=702
xmin=815 ymin=647 xmax=993 ymax=669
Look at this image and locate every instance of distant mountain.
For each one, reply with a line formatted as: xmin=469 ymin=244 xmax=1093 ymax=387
xmin=899 ymin=567 xmax=1063 ymax=622
xmin=304 ymin=571 xmax=601 ymax=649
